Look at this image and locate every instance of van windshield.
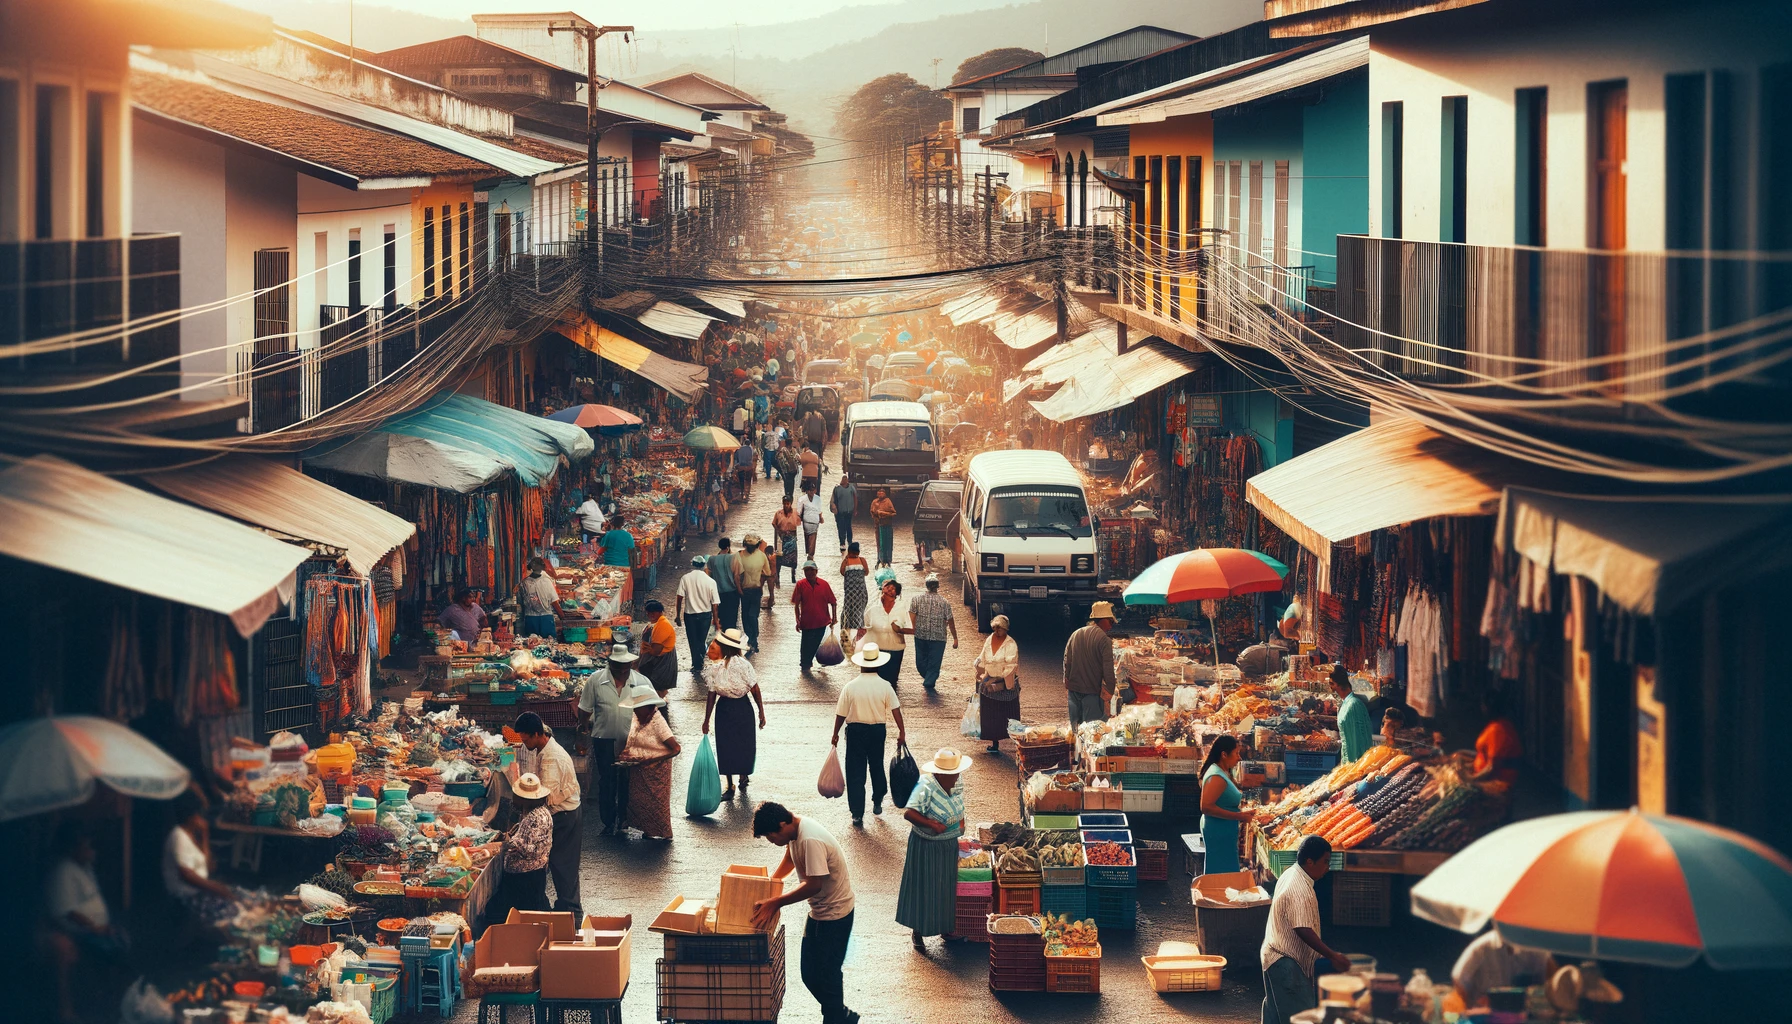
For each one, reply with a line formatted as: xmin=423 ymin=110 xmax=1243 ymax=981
xmin=983 ymin=486 xmax=1091 ymax=538
xmin=851 ymin=423 xmax=934 ymax=451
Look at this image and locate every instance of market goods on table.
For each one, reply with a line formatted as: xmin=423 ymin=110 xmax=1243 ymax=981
xmin=1258 ymin=745 xmax=1507 ymax=860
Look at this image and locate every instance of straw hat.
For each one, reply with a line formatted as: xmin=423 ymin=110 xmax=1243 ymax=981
xmin=607 ymin=649 xmax=638 ymax=664
xmin=990 ymin=614 xmax=1010 ymax=630
xmin=743 ymin=532 xmax=763 ymax=547
xmin=715 ymin=628 xmax=749 ymax=652
xmin=618 ymin=691 xmax=666 ymax=710
xmin=850 ymin=642 xmax=892 ymax=668
xmin=512 ymin=773 xmax=549 ymax=800
xmin=1088 ymin=601 xmax=1116 ymax=621
xmin=920 ymin=748 xmax=972 ymax=775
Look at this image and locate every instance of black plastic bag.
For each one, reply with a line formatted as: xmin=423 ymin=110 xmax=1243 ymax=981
xmin=889 ymin=742 xmax=920 ymax=808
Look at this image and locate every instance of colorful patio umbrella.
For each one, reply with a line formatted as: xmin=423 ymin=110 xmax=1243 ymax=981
xmin=1411 ymin=809 xmax=1792 ymax=970
xmin=682 ymin=425 xmax=742 ymax=451
xmin=1124 ymin=547 xmax=1288 ymax=667
xmin=545 ymin=404 xmax=643 ymax=435
xmin=0 ymin=715 xmax=191 ymax=821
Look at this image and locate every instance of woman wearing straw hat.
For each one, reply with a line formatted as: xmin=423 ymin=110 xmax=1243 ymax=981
xmin=703 ymin=629 xmax=767 ymax=797
xmin=492 ymin=773 xmax=553 ymax=918
xmin=618 ymin=692 xmax=683 ymax=840
xmin=895 ymin=748 xmax=970 ymax=949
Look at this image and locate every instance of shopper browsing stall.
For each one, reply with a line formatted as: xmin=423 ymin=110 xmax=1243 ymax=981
xmin=578 ymin=650 xmax=651 ymax=835
xmin=638 ymin=600 xmax=680 ymax=698
xmin=1262 ymin=836 xmax=1351 ymax=1024
xmin=519 ymin=558 xmax=563 ymax=639
xmin=1199 ymin=735 xmax=1265 ymax=874
xmin=1062 ymin=602 xmax=1118 ymax=728
xmin=1332 ymin=664 xmax=1375 ymax=765
xmin=703 ymin=629 xmax=767 ymax=797
xmin=619 ymin=692 xmax=682 ymax=840
xmin=492 ymin=773 xmax=553 ymax=918
xmin=750 ymin=802 xmax=859 ymax=1024
xmin=511 ymin=712 xmax=583 ymax=917
xmin=973 ymin=614 xmax=1020 ymax=753
xmin=895 ymin=748 xmax=968 ymax=949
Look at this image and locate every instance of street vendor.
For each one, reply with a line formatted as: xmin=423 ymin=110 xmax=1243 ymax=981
xmin=1332 ymin=664 xmax=1375 ymax=764
xmin=896 ymin=747 xmax=968 ymax=950
xmin=45 ymin=824 xmax=129 ymax=1024
xmin=1452 ymin=930 xmax=1555 ymax=1008
xmin=598 ymin=520 xmax=636 ymax=568
xmin=750 ymin=802 xmax=859 ymax=1024
xmin=519 ymin=557 xmax=563 ymax=639
xmin=638 ymin=599 xmax=681 ymax=698
xmin=511 ymin=712 xmax=583 ymax=919
xmin=1062 ymin=602 xmax=1117 ymax=728
xmin=1470 ymin=693 xmax=1523 ymax=785
xmin=1261 ymin=836 xmax=1351 ymax=1024
xmin=164 ymin=791 xmax=236 ymax=926
xmin=575 ymin=490 xmax=607 ymax=542
xmin=579 ymin=649 xmax=653 ymax=836
xmin=439 ymin=588 xmax=487 ymax=642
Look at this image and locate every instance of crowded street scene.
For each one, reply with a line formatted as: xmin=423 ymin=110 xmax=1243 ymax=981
xmin=4 ymin=1 xmax=1791 ymax=1024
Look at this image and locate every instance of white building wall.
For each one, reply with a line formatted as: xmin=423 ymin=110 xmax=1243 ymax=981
xmin=294 ymin=177 xmax=412 ymax=347
xmin=132 ymin=116 xmax=227 ymax=396
xmin=1367 ymin=5 xmax=1790 ymax=250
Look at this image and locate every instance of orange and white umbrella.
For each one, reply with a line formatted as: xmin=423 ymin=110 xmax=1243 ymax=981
xmin=1411 ymin=809 xmax=1792 ymax=969
xmin=0 ymin=715 xmax=191 ymax=821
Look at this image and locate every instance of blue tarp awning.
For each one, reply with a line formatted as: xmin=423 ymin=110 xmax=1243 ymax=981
xmin=303 ymin=392 xmax=594 ymax=492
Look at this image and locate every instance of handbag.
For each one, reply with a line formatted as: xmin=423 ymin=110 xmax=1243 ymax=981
xmin=685 ymin=735 xmax=721 ymax=817
xmin=817 ymin=747 xmax=845 ymax=799
xmin=888 ymin=742 xmax=920 ymax=808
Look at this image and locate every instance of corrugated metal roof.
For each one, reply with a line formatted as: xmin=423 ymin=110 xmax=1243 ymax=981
xmin=635 ymin=301 xmax=718 ymax=341
xmin=554 ymin=316 xmax=709 ymax=401
xmin=145 ymin=456 xmax=415 ymax=576
xmin=1028 ymin=340 xmax=1203 ymax=422
xmin=1099 ymin=37 xmax=1369 ymax=126
xmin=0 ymin=456 xmax=306 ymax=636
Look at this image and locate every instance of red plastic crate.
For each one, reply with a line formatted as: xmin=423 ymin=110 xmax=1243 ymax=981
xmin=1045 ymin=950 xmax=1102 ymax=994
xmin=1137 ymin=840 xmax=1169 ymax=882
xmin=996 ymin=885 xmax=1041 ymax=916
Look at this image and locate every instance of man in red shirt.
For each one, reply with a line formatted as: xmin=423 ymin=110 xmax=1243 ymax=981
xmin=791 ymin=560 xmax=838 ymax=674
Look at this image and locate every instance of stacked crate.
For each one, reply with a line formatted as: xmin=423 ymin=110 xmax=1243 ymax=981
xmin=954 ymin=838 xmax=993 ymax=942
xmin=655 ymin=925 xmax=785 ymax=1023
xmin=987 ymin=916 xmax=1046 ymax=992
xmin=1082 ymin=823 xmax=1138 ymax=931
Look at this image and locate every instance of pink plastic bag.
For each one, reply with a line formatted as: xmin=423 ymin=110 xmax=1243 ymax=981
xmin=817 ymin=747 xmax=845 ymax=799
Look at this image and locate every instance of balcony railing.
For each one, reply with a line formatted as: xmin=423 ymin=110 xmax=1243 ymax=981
xmin=0 ymin=233 xmax=181 ymax=400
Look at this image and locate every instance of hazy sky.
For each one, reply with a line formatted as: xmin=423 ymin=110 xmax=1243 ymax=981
xmin=351 ymin=0 xmax=894 ymax=31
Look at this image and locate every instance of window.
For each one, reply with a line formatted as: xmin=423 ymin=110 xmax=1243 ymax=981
xmin=1273 ymin=160 xmax=1289 ymax=268
xmin=312 ymin=231 xmax=329 ymax=310
xmin=422 ymin=206 xmax=436 ymax=299
xmin=458 ymin=202 xmax=471 ymax=293
xmin=34 ymin=83 xmax=71 ymax=239
xmin=382 ymin=224 xmax=397 ymax=310
xmin=0 ymin=78 xmax=18 ymax=240
xmin=85 ymin=91 xmax=111 ymax=236
xmin=1381 ymin=101 xmax=1404 ymax=238
xmin=1514 ymin=87 xmax=1547 ymax=246
xmin=983 ymin=487 xmax=1092 ymax=539
xmin=1227 ymin=161 xmax=1243 ymax=252
xmin=1588 ymin=81 xmax=1628 ymax=249
xmin=1247 ymin=160 xmax=1263 ymax=261
xmin=439 ymin=204 xmax=453 ymax=297
xmin=347 ymin=228 xmax=362 ymax=310
xmin=962 ymin=107 xmax=981 ymax=134
xmin=1441 ymin=96 xmax=1467 ymax=243
xmin=252 ymin=248 xmax=290 ymax=353
xmin=919 ymin=484 xmax=962 ymax=509
xmin=848 ymin=423 xmax=934 ymax=451
xmin=494 ymin=209 xmax=513 ymax=267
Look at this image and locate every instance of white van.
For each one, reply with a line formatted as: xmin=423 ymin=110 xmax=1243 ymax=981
xmin=959 ymin=450 xmax=1100 ymax=631
xmin=841 ymin=400 xmax=938 ymax=493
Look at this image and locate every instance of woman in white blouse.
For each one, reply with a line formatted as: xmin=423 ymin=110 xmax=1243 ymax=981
xmin=973 ymin=614 xmax=1021 ymax=753
xmin=702 ymin=629 xmax=767 ymax=797
xmin=854 ymin=577 xmax=911 ymax=685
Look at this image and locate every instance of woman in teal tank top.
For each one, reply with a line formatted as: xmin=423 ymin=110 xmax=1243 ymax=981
xmin=1198 ymin=735 xmax=1256 ymax=874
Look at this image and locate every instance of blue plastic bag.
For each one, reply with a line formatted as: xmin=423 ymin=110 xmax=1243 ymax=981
xmin=685 ymin=735 xmax=721 ymax=817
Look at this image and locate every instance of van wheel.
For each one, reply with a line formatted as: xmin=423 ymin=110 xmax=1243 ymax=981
xmin=975 ymin=599 xmax=993 ymax=634
xmin=962 ymin=577 xmax=974 ymax=607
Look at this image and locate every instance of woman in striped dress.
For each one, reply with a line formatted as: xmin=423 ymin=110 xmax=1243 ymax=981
xmin=895 ymin=747 xmax=970 ymax=948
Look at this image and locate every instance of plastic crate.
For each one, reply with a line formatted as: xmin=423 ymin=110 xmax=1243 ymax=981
xmin=1040 ymin=885 xmax=1087 ymax=920
xmin=1284 ymin=749 xmax=1341 ymax=775
xmin=1136 ymin=840 xmax=1169 ymax=882
xmin=1142 ymin=954 xmax=1226 ymax=992
xmin=1030 ymin=813 xmax=1079 ymax=830
xmin=1080 ymin=828 xmax=1134 ymax=846
xmin=1331 ymin=871 xmax=1391 ymax=928
xmin=1163 ymin=775 xmax=1204 ymax=818
xmin=1041 ymin=863 xmax=1085 ymax=887
xmin=1122 ymin=790 xmax=1165 ymax=814
xmin=1088 ymin=884 xmax=1136 ymax=930
xmin=368 ymin=976 xmax=398 ymax=1024
xmin=663 ymin=925 xmax=784 ymax=964
xmin=956 ymin=879 xmax=993 ymax=897
xmin=996 ymin=884 xmax=1041 ymax=916
xmin=952 ymin=895 xmax=992 ymax=942
xmin=654 ymin=955 xmax=785 ymax=1023
xmin=1044 ymin=950 xmax=1102 ymax=994
xmin=1077 ymin=813 xmax=1129 ymax=829
xmin=1114 ymin=772 xmax=1165 ymax=791
xmin=1083 ymin=843 xmax=1138 ymax=888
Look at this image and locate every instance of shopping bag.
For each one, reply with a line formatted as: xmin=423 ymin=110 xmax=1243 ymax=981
xmin=960 ymin=696 xmax=981 ymax=739
xmin=815 ymin=630 xmax=845 ymax=666
xmin=888 ymin=743 xmax=920 ymax=808
xmin=686 ymin=735 xmax=722 ymax=816
xmin=817 ymin=747 xmax=846 ymax=798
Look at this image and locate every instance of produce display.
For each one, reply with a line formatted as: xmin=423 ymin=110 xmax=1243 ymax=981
xmin=1041 ymin=913 xmax=1099 ymax=947
xmin=990 ymin=915 xmax=1042 ymax=935
xmin=997 ymin=847 xmax=1040 ymax=873
xmin=1085 ymin=841 xmax=1133 ymax=866
xmin=959 ymin=848 xmax=992 ymax=869
xmin=1261 ymin=745 xmax=1503 ymax=854
xmin=1038 ymin=843 xmax=1085 ymax=868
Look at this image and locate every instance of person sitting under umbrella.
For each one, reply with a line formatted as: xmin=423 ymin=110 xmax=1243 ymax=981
xmin=43 ymin=824 xmax=130 ymax=1024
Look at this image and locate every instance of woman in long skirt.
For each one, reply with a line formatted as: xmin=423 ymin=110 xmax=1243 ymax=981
xmin=839 ymin=542 xmax=869 ymax=631
xmin=620 ymin=692 xmax=682 ymax=840
xmin=702 ymin=629 xmax=766 ymax=797
xmin=974 ymin=615 xmax=1021 ymax=753
xmin=896 ymin=747 xmax=970 ymax=948
xmin=490 ymin=775 xmax=552 ymax=919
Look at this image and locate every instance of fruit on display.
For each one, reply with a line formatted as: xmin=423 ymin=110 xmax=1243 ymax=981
xmin=1041 ymin=913 xmax=1099 ymax=946
xmin=1085 ymin=841 xmax=1132 ymax=866
xmin=958 ymin=848 xmax=991 ymax=868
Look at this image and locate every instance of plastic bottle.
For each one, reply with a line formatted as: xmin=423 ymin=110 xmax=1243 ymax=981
xmin=1406 ymin=968 xmax=1434 ymax=1014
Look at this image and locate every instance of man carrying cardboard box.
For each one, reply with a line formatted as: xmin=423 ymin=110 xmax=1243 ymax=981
xmin=750 ymin=802 xmax=858 ymax=1024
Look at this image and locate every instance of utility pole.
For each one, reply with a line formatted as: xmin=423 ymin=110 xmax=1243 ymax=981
xmin=982 ymin=165 xmax=993 ymax=259
xmin=548 ymin=19 xmax=634 ymax=252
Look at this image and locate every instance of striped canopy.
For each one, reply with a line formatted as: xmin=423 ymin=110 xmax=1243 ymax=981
xmin=682 ymin=425 xmax=741 ymax=451
xmin=545 ymin=404 xmax=643 ymax=435
xmin=1122 ymin=547 xmax=1288 ymax=605
xmin=1411 ymin=809 xmax=1792 ymax=969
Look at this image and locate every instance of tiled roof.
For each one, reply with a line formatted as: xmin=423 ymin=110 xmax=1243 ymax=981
xmin=131 ymin=71 xmax=501 ymax=182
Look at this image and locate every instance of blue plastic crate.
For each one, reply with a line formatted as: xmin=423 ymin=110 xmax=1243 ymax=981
xmin=1284 ymin=750 xmax=1339 ymax=775
xmin=1088 ymin=883 xmax=1136 ymax=930
xmin=1077 ymin=812 xmax=1129 ymax=829
xmin=1082 ymin=842 xmax=1137 ymax=888
xmin=1080 ymin=828 xmax=1133 ymax=846
xmin=1040 ymin=885 xmax=1087 ymax=921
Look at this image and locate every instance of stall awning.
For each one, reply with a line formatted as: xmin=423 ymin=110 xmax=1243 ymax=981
xmin=1099 ymin=37 xmax=1370 ymax=126
xmin=1028 ymin=340 xmax=1204 ymax=422
xmin=1500 ymin=488 xmax=1792 ymax=616
xmin=635 ymin=301 xmax=717 ymax=341
xmin=942 ymin=286 xmax=1004 ymax=327
xmin=145 ymin=456 xmax=416 ymax=576
xmin=303 ymin=392 xmax=592 ymax=492
xmin=1006 ymin=326 xmax=1122 ymax=402
xmin=0 ymin=456 xmax=307 ymax=636
xmin=688 ymin=288 xmax=748 ymax=319
xmin=554 ymin=315 xmax=708 ymax=402
xmin=1247 ymin=418 xmax=1545 ymax=560
xmin=989 ymin=303 xmax=1059 ymax=349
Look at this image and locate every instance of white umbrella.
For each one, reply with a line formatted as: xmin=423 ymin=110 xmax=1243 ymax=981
xmin=0 ymin=715 xmax=191 ymax=821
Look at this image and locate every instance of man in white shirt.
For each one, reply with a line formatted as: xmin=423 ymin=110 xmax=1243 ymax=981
xmin=796 ymin=482 xmax=825 ymax=559
xmin=1262 ymin=836 xmax=1351 ymax=1024
xmin=512 ymin=711 xmax=584 ymax=918
xmin=733 ymin=402 xmax=751 ymax=434
xmin=751 ymin=802 xmax=858 ymax=1024
xmin=1452 ymin=931 xmax=1555 ymax=1008
xmin=46 ymin=826 xmax=129 ymax=1024
xmin=831 ymin=646 xmax=908 ymax=825
xmin=575 ymin=494 xmax=606 ymax=541
xmin=675 ymin=555 xmax=721 ymax=673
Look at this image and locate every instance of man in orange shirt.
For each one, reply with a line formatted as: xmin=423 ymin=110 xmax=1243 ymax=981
xmin=1470 ymin=694 xmax=1523 ymax=786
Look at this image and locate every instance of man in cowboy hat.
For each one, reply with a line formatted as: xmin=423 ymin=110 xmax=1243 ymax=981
xmin=1062 ymin=601 xmax=1118 ymax=729
xmin=510 ymin=711 xmax=583 ymax=917
xmin=791 ymin=560 xmax=837 ymax=674
xmin=578 ymin=650 xmax=653 ymax=835
xmin=831 ymin=643 xmax=908 ymax=826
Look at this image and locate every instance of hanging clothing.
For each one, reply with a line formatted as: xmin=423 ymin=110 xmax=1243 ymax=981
xmin=1395 ymin=584 xmax=1443 ymax=718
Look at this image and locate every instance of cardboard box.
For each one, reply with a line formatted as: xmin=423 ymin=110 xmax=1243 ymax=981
xmin=1191 ymin=871 xmax=1266 ymax=910
xmin=469 ymin=921 xmax=549 ymax=995
xmin=716 ymin=866 xmax=784 ymax=935
xmin=649 ymin=895 xmax=712 ymax=935
xmin=506 ymin=908 xmax=580 ymax=943
xmin=539 ymin=925 xmax=631 ymax=1000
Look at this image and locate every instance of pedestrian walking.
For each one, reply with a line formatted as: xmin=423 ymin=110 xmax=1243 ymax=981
xmin=856 ymin=578 xmax=910 ymax=686
xmin=510 ymin=712 xmax=583 ymax=917
xmin=804 ymin=407 xmax=828 ymax=452
xmin=791 ymin=560 xmax=838 ymax=673
xmin=799 ymin=445 xmax=822 ymax=495
xmin=831 ymin=646 xmax=906 ymax=826
xmin=907 ymin=573 xmax=957 ymax=691
xmin=702 ymin=629 xmax=766 ymax=797
xmin=973 ymin=614 xmax=1020 ymax=753
xmin=576 ymin=650 xmax=650 ymax=836
xmin=736 ymin=535 xmax=771 ymax=653
xmin=710 ymin=537 xmax=742 ymax=631
xmin=518 ymin=557 xmax=563 ymax=639
xmin=870 ymin=488 xmax=897 ymax=567
xmin=618 ymin=692 xmax=681 ymax=841
xmin=1261 ymin=836 xmax=1351 ymax=1024
xmin=895 ymin=748 xmax=968 ymax=948
xmin=750 ymin=803 xmax=858 ymax=1024
xmin=1062 ymin=601 xmax=1117 ymax=728
xmin=490 ymin=773 xmax=553 ymax=919
xmin=773 ymin=496 xmax=802 ymax=585
xmin=830 ymin=474 xmax=858 ymax=550
xmin=797 ymin=482 xmax=825 ymax=559
xmin=777 ymin=437 xmax=802 ymax=500
xmin=675 ymin=555 xmax=719 ymax=674
xmin=761 ymin=424 xmax=779 ymax=479
xmin=838 ymin=542 xmax=869 ymax=631
xmin=732 ymin=435 xmax=756 ymax=499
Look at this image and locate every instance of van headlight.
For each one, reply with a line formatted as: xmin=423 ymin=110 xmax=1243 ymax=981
xmin=981 ymin=553 xmax=1004 ymax=573
xmin=1071 ymin=554 xmax=1095 ymax=574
